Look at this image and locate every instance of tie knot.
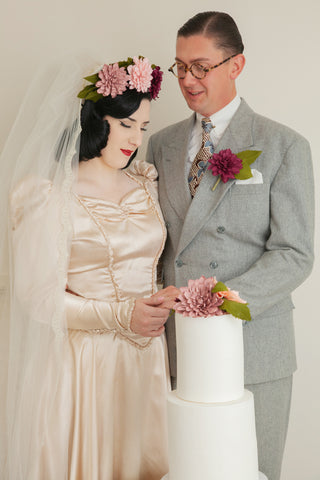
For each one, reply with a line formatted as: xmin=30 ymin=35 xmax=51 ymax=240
xmin=201 ymin=117 xmax=214 ymax=133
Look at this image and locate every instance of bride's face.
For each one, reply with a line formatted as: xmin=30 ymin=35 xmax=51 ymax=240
xmin=100 ymin=98 xmax=150 ymax=170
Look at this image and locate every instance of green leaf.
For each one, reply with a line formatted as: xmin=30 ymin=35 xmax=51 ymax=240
xmin=84 ymin=73 xmax=99 ymax=84
xmin=77 ymin=84 xmax=96 ymax=99
xmin=236 ymin=150 xmax=262 ymax=166
xmin=85 ymin=90 xmax=101 ymax=102
xmin=212 ymin=281 xmax=228 ymax=293
xmin=77 ymin=82 xmax=101 ymax=102
xmin=119 ymin=57 xmax=133 ymax=69
xmin=220 ymin=299 xmax=251 ymax=321
xmin=234 ymin=162 xmax=253 ymax=180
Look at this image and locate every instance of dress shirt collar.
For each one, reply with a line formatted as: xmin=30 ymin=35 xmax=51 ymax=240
xmin=195 ymin=94 xmax=241 ymax=142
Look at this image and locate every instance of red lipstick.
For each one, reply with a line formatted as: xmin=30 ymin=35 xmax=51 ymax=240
xmin=121 ymin=149 xmax=133 ymax=157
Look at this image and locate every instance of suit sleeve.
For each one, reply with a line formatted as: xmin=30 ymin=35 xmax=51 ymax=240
xmin=226 ymin=136 xmax=314 ymax=319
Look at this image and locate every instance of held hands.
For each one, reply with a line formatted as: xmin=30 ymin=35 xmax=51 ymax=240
xmin=130 ymin=286 xmax=180 ymax=338
xmin=152 ymin=285 xmax=180 ymax=309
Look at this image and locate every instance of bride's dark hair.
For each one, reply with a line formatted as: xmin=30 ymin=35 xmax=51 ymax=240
xmin=79 ymin=89 xmax=151 ymax=162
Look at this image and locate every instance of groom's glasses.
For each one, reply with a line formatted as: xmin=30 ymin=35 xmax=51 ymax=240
xmin=168 ymin=54 xmax=237 ymax=80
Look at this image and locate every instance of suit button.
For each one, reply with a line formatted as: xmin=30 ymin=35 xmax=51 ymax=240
xmin=165 ymin=221 xmax=171 ymax=229
xmin=175 ymin=259 xmax=184 ymax=268
xmin=217 ymin=226 xmax=225 ymax=233
xmin=210 ymin=261 xmax=218 ymax=269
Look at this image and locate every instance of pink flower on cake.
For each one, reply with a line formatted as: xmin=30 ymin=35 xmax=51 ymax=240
xmin=96 ymin=63 xmax=129 ymax=98
xmin=174 ymin=275 xmax=252 ymax=321
xmin=127 ymin=56 xmax=153 ymax=92
xmin=216 ymin=289 xmax=246 ymax=304
xmin=174 ymin=276 xmax=224 ymax=318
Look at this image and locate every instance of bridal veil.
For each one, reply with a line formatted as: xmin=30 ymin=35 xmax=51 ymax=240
xmin=0 ymin=56 xmax=94 ymax=479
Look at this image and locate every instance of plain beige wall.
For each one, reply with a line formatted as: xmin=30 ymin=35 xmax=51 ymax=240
xmin=1 ymin=0 xmax=319 ymax=478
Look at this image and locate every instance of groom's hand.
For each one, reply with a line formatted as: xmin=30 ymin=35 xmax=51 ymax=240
xmin=130 ymin=296 xmax=170 ymax=337
xmin=152 ymin=285 xmax=180 ymax=309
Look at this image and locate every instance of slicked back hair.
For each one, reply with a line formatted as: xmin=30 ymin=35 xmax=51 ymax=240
xmin=178 ymin=11 xmax=244 ymax=56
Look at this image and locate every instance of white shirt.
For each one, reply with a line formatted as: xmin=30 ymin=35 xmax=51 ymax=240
xmin=187 ymin=94 xmax=241 ymax=167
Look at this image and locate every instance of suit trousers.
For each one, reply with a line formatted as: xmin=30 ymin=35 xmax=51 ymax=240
xmin=246 ymin=376 xmax=293 ymax=480
xmin=170 ymin=375 xmax=293 ymax=480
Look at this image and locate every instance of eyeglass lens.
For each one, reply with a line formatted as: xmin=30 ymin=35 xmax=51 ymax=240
xmin=174 ymin=63 xmax=205 ymax=79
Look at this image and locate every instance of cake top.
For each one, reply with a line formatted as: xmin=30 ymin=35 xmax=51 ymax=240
xmin=174 ymin=276 xmax=251 ymax=321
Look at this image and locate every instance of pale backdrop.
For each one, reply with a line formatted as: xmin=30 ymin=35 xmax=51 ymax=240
xmin=1 ymin=0 xmax=319 ymax=478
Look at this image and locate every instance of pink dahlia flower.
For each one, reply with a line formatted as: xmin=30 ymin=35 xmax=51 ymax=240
xmin=127 ymin=56 xmax=153 ymax=92
xmin=208 ymin=148 xmax=243 ymax=183
xmin=149 ymin=66 xmax=163 ymax=99
xmin=174 ymin=276 xmax=225 ymax=318
xmin=96 ymin=63 xmax=129 ymax=98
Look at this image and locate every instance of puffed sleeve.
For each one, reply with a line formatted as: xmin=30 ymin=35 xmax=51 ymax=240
xmin=126 ymin=159 xmax=158 ymax=181
xmin=10 ymin=177 xmax=59 ymax=323
xmin=127 ymin=159 xmax=163 ymax=216
xmin=10 ymin=177 xmax=53 ymax=230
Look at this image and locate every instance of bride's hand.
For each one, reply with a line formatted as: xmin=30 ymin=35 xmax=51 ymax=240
xmin=152 ymin=285 xmax=180 ymax=309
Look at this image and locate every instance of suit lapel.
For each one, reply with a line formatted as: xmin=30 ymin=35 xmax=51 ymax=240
xmin=177 ymin=100 xmax=255 ymax=255
xmin=160 ymin=114 xmax=195 ymax=221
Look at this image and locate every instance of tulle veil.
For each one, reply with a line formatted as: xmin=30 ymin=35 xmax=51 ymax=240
xmin=0 ymin=55 xmax=98 ymax=479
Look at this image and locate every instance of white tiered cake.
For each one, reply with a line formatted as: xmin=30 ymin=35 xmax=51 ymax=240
xmin=163 ymin=312 xmax=261 ymax=480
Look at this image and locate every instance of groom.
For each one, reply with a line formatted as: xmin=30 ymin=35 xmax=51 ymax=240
xmin=146 ymin=11 xmax=314 ymax=480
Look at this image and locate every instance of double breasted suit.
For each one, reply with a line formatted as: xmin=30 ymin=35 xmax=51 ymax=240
xmin=146 ymin=99 xmax=314 ymax=386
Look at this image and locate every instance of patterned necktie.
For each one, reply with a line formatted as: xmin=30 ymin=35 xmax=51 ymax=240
xmin=188 ymin=118 xmax=214 ymax=197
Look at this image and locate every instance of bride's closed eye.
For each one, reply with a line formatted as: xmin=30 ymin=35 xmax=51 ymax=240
xmin=120 ymin=121 xmax=130 ymax=129
xmin=120 ymin=121 xmax=147 ymax=132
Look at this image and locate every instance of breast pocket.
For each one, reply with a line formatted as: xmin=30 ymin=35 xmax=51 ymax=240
xmin=230 ymin=183 xmax=269 ymax=196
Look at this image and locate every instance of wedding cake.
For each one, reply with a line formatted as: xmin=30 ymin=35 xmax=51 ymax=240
xmin=162 ymin=276 xmax=267 ymax=480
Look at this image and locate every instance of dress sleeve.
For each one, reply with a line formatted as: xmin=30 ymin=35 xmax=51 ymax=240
xmin=65 ymin=292 xmax=152 ymax=347
xmin=126 ymin=159 xmax=158 ymax=180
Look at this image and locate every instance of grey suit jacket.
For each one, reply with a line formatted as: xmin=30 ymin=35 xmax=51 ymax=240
xmin=146 ymin=99 xmax=314 ymax=385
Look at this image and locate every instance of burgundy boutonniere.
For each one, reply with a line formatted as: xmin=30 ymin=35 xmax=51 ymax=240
xmin=208 ymin=149 xmax=262 ymax=192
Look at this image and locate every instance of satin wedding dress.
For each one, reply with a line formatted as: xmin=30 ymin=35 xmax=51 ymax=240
xmin=10 ymin=160 xmax=170 ymax=480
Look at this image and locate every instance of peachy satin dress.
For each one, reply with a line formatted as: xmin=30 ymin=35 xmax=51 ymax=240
xmin=65 ymin=161 xmax=170 ymax=479
xmin=12 ymin=161 xmax=170 ymax=480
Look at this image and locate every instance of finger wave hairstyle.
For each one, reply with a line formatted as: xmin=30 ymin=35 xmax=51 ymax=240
xmin=79 ymin=88 xmax=151 ymax=163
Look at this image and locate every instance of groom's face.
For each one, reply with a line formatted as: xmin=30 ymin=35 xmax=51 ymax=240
xmin=175 ymin=34 xmax=237 ymax=117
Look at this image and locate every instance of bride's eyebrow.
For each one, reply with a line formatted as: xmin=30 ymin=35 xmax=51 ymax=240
xmin=125 ymin=117 xmax=150 ymax=125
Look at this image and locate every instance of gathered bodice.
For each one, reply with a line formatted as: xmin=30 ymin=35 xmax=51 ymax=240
xmin=67 ymin=162 xmax=166 ymax=302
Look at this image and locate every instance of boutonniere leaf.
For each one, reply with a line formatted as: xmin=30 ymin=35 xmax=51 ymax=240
xmin=236 ymin=150 xmax=261 ymax=165
xmin=208 ymin=149 xmax=262 ymax=192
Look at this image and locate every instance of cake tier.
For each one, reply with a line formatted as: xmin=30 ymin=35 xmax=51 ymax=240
xmin=175 ymin=313 xmax=244 ymax=402
xmin=167 ymin=389 xmax=259 ymax=480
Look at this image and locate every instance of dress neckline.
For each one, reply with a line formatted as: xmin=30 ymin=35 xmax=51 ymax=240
xmin=73 ymin=171 xmax=144 ymax=207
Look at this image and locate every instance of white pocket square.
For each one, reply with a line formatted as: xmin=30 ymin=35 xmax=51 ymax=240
xmin=235 ymin=169 xmax=263 ymax=185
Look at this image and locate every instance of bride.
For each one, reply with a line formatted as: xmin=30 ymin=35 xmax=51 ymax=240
xmin=0 ymin=55 xmax=178 ymax=480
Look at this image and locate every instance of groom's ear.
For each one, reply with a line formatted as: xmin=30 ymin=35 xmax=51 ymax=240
xmin=229 ymin=54 xmax=245 ymax=80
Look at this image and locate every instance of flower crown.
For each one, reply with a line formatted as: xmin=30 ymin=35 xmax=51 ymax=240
xmin=77 ymin=56 xmax=163 ymax=102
